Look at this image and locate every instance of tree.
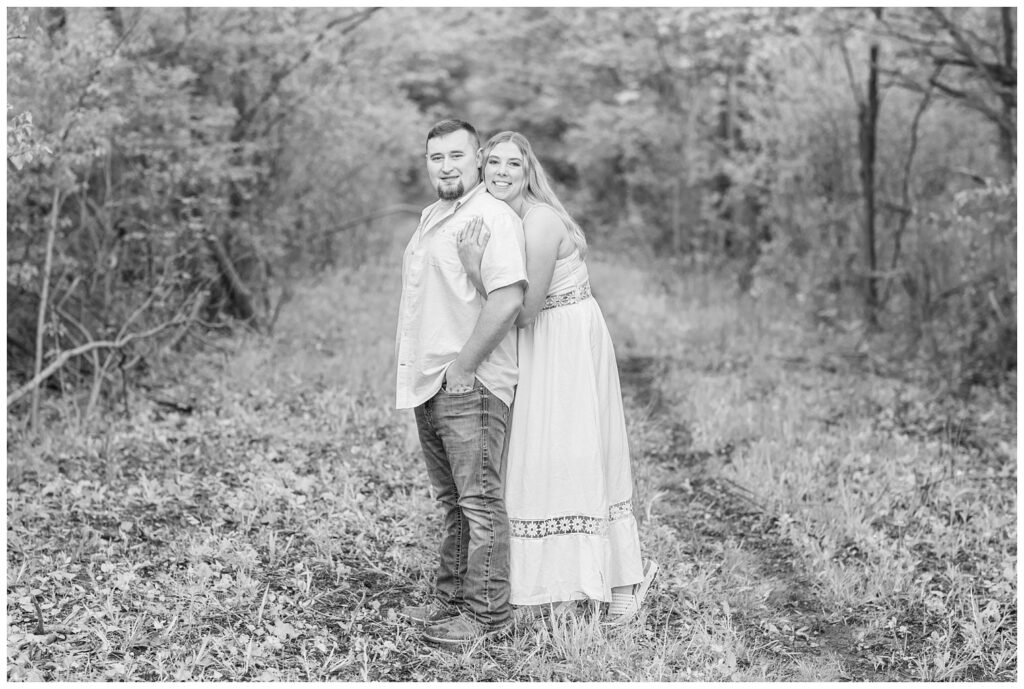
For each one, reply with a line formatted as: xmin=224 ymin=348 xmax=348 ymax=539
xmin=852 ymin=8 xmax=883 ymax=327
xmin=6 ymin=7 xmax=423 ymax=417
xmin=877 ymin=7 xmax=1016 ymax=174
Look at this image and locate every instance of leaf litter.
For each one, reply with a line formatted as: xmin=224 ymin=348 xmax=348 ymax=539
xmin=7 ymin=258 xmax=1016 ymax=681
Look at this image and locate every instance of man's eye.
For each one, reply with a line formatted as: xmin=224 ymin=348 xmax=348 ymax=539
xmin=451 ymin=153 xmax=463 ymax=159
xmin=430 ymin=156 xmax=443 ymax=162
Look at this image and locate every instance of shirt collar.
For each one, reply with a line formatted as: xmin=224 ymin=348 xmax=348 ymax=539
xmin=420 ymin=182 xmax=485 ymax=237
xmin=454 ymin=182 xmax=486 ymax=211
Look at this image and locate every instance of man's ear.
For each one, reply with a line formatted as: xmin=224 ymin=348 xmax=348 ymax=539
xmin=474 ymin=148 xmax=483 ymax=168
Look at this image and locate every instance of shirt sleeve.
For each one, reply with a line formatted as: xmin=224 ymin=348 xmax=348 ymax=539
xmin=479 ymin=210 xmax=528 ymax=295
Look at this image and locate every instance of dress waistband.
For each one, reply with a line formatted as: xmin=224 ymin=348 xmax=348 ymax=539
xmin=541 ymin=281 xmax=592 ymax=311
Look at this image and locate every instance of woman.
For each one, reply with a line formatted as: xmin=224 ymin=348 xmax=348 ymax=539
xmin=456 ymin=131 xmax=658 ymax=623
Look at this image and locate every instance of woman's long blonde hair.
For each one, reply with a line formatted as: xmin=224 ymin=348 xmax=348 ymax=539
xmin=482 ymin=131 xmax=588 ymax=258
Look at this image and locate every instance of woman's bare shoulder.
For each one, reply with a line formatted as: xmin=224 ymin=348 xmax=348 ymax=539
xmin=523 ymin=204 xmax=565 ymax=232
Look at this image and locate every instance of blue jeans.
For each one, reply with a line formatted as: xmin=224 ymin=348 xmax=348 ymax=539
xmin=414 ymin=379 xmax=511 ymax=628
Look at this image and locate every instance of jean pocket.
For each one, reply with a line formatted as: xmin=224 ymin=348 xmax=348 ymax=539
xmin=441 ymin=377 xmax=480 ymax=396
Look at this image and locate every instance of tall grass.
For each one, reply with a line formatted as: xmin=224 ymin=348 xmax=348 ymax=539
xmin=6 ymin=240 xmax=1015 ymax=681
xmin=590 ymin=250 xmax=1015 ymax=681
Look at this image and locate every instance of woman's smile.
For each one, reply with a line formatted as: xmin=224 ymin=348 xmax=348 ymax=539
xmin=484 ymin=142 xmax=526 ymax=205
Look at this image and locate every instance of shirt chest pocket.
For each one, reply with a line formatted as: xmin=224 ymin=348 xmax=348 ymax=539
xmin=426 ymin=223 xmax=468 ymax=270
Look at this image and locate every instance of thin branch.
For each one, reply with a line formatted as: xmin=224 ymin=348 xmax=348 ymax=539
xmin=234 ymin=8 xmax=379 ymax=140
xmin=837 ymin=36 xmax=864 ymax=109
xmin=881 ymin=60 xmax=1009 ymax=128
xmin=927 ymin=75 xmax=1005 ymax=124
xmin=930 ymin=57 xmax=1016 ymax=91
xmin=932 ymin=8 xmax=1002 ymax=62
xmin=206 ymin=230 xmax=259 ymax=330
xmin=325 ymin=205 xmax=423 ymax=236
xmin=31 ymin=188 xmax=61 ymax=433
xmin=928 ymin=8 xmax=1004 ymax=102
xmin=58 ymin=15 xmax=138 ymax=145
xmin=8 ymin=319 xmax=187 ymax=408
xmin=882 ymin=68 xmax=938 ymax=305
xmin=125 ymin=284 xmax=208 ymax=369
xmin=162 ymin=287 xmax=210 ymax=354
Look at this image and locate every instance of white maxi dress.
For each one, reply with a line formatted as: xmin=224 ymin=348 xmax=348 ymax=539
xmin=505 ymin=243 xmax=644 ymax=605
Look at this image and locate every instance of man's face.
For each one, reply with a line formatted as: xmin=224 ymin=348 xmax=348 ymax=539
xmin=425 ymin=129 xmax=481 ymax=201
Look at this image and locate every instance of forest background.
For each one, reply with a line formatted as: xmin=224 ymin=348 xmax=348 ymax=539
xmin=5 ymin=6 xmax=1017 ymax=682
xmin=6 ymin=6 xmax=1016 ymax=404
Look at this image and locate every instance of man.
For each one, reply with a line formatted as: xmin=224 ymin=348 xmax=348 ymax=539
xmin=395 ymin=119 xmax=527 ymax=645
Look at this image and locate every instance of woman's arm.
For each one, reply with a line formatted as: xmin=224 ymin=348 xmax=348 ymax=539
xmin=516 ymin=206 xmax=565 ymax=328
xmin=457 ymin=217 xmax=489 ymax=297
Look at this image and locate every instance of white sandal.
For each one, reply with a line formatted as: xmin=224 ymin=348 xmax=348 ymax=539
xmin=603 ymin=559 xmax=659 ymax=625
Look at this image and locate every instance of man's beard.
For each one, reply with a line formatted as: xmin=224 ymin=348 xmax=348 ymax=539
xmin=436 ymin=180 xmax=465 ymax=201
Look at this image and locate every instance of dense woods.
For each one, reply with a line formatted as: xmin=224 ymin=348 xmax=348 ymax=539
xmin=6 ymin=7 xmax=1016 ymax=419
xmin=6 ymin=8 xmax=1017 ymax=682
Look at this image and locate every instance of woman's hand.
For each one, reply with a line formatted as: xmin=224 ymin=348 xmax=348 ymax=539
xmin=457 ymin=216 xmax=491 ymax=297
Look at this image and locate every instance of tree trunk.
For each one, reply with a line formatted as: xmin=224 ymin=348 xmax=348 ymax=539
xmin=858 ymin=8 xmax=882 ymax=328
xmin=999 ymin=7 xmax=1016 ymax=173
xmin=206 ymin=232 xmax=260 ymax=330
xmin=671 ymin=177 xmax=682 ymax=254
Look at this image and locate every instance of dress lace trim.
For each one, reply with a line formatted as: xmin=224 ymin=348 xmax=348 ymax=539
xmin=510 ymin=500 xmax=634 ymax=538
xmin=541 ymin=281 xmax=592 ymax=311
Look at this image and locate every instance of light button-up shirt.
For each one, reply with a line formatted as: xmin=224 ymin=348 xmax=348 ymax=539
xmin=396 ymin=184 xmax=527 ymax=409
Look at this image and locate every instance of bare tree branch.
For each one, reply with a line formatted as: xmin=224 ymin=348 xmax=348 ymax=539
xmin=8 ymin=319 xmax=187 ymax=408
xmin=232 ymin=7 xmax=379 ymax=141
xmin=883 ymin=68 xmax=938 ymax=305
xmin=325 ymin=205 xmax=423 ymax=236
xmin=837 ymin=36 xmax=863 ymax=109
xmin=30 ymin=188 xmax=61 ymax=433
xmin=928 ymin=8 xmax=1004 ymax=105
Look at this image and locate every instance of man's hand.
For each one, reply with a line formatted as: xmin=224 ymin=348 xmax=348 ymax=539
xmin=445 ymin=280 xmax=524 ymax=396
xmin=444 ymin=361 xmax=476 ymax=393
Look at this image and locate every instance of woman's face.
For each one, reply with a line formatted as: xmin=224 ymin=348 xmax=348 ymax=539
xmin=484 ymin=141 xmax=526 ymax=205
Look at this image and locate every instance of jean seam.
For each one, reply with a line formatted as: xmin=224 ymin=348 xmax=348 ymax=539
xmin=480 ymin=387 xmax=494 ymax=617
xmin=453 ymin=505 xmax=463 ymax=602
xmin=418 ymin=399 xmax=463 ymax=607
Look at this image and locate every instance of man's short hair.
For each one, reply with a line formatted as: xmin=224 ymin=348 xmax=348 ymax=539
xmin=426 ymin=119 xmax=480 ymax=150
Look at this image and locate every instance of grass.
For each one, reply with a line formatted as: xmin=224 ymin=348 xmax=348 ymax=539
xmin=592 ymin=258 xmax=1016 ymax=681
xmin=6 ymin=237 xmax=1016 ymax=681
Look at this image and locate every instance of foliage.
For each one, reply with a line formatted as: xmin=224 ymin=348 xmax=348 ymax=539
xmin=6 ymin=6 xmax=1015 ymax=418
xmin=891 ymin=183 xmax=1016 ymax=388
xmin=5 ymin=7 xmax=1016 ymax=679
xmin=875 ymin=7 xmax=1017 ymax=172
xmin=7 ymin=247 xmax=1015 ymax=681
xmin=743 ymin=8 xmax=1014 ymax=388
xmin=6 ymin=7 xmax=427 ymax=408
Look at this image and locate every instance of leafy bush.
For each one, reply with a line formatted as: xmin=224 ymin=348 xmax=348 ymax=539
xmin=892 ymin=183 xmax=1016 ymax=389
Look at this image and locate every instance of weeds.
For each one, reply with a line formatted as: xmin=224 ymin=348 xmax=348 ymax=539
xmin=7 ymin=249 xmax=1016 ymax=680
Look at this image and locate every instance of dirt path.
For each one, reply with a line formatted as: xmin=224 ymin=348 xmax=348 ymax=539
xmin=617 ymin=353 xmax=903 ymax=681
